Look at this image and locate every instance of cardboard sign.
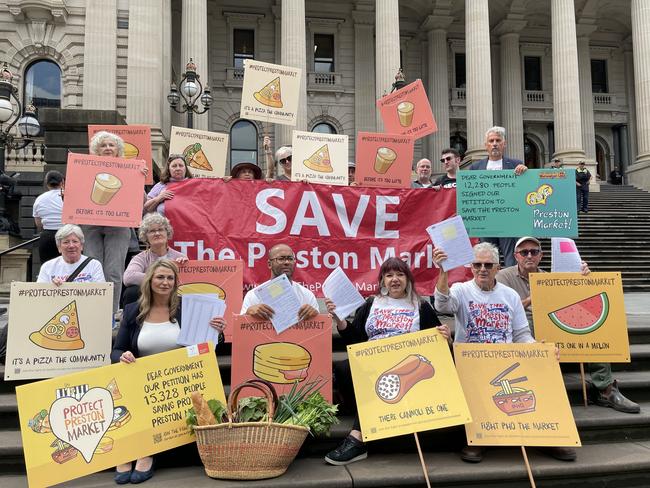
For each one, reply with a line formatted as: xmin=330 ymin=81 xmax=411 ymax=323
xmin=457 ymin=169 xmax=578 ymax=237
xmin=348 ymin=328 xmax=471 ymax=442
xmin=16 ymin=342 xmax=225 ymax=488
xmin=530 ymin=272 xmax=629 ymax=363
xmin=177 ymin=260 xmax=244 ymax=342
xmin=62 ymin=153 xmax=145 ymax=227
xmin=376 ymin=79 xmax=437 ymax=140
xmin=88 ymin=125 xmax=153 ymax=184
xmin=4 ymin=282 xmax=113 ymax=381
xmin=355 ymin=132 xmax=415 ymax=188
xmin=240 ymin=60 xmax=302 ymax=126
xmin=291 ymin=131 xmax=348 ymax=186
xmin=169 ymin=126 xmax=229 ymax=178
xmin=454 ymin=343 xmax=581 ymax=447
xmin=231 ymin=314 xmax=332 ymax=402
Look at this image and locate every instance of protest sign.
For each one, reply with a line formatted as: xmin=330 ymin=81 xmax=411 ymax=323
xmin=88 ymin=125 xmax=153 ymax=184
xmin=376 ymin=79 xmax=437 ymax=140
xmin=347 ymin=328 xmax=470 ymax=442
xmin=530 ymin=272 xmax=629 ymax=363
xmin=355 ymin=132 xmax=415 ymax=188
xmin=454 ymin=343 xmax=581 ymax=447
xmin=169 ymin=126 xmax=229 ymax=178
xmin=291 ymin=130 xmax=348 ymax=185
xmin=240 ymin=60 xmax=302 ymax=126
xmin=4 ymin=282 xmax=112 ymax=381
xmin=62 ymin=153 xmax=145 ymax=227
xmin=17 ymin=342 xmax=225 ymax=488
xmin=457 ymin=169 xmax=578 ymax=237
xmin=231 ymin=314 xmax=332 ymax=402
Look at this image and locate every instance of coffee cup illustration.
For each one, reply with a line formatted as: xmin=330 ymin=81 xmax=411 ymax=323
xmin=397 ymin=101 xmax=415 ymax=127
xmin=91 ymin=173 xmax=122 ymax=205
xmin=374 ymin=147 xmax=397 ymax=174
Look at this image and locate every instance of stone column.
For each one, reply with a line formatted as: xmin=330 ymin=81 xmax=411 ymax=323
xmin=550 ymin=0 xmax=586 ymax=164
xmin=181 ymin=0 xmax=209 ymax=130
xmin=624 ymin=45 xmax=638 ymax=159
xmin=631 ymin=0 xmax=650 ymax=166
xmin=353 ymin=8 xmax=376 ymax=134
xmin=82 ymin=0 xmax=117 ymax=109
xmin=619 ymin=125 xmax=630 ymax=177
xmin=464 ymin=0 xmax=492 ymax=161
xmin=577 ymin=25 xmax=597 ymax=164
xmin=375 ymin=0 xmax=401 ymax=130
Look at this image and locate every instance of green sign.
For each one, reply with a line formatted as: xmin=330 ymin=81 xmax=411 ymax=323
xmin=457 ymin=169 xmax=578 ymax=237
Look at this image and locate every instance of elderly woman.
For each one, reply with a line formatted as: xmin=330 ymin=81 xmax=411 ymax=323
xmin=144 ymin=154 xmax=193 ymax=215
xmin=33 ymin=170 xmax=64 ymax=263
xmin=37 ymin=224 xmax=105 ymax=284
xmin=122 ymin=213 xmax=188 ymax=307
xmin=111 ymin=259 xmax=225 ymax=484
xmin=229 ymin=161 xmax=262 ymax=180
xmin=323 ymin=257 xmax=450 ymax=466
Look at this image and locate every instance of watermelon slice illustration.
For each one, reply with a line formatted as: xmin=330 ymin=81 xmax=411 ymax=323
xmin=548 ymin=292 xmax=609 ymax=335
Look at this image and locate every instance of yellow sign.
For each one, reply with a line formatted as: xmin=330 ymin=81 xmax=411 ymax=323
xmin=16 ymin=342 xmax=225 ymax=488
xmin=348 ymin=328 xmax=471 ymax=442
xmin=454 ymin=343 xmax=581 ymax=447
xmin=530 ymin=272 xmax=629 ymax=363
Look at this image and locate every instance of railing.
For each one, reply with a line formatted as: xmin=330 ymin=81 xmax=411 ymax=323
xmin=0 ymin=236 xmax=40 ymax=258
xmin=451 ymin=88 xmax=466 ymax=101
xmin=524 ymin=90 xmax=546 ymax=103
xmin=593 ymin=93 xmax=614 ymax=105
xmin=224 ymin=67 xmax=245 ymax=86
xmin=4 ymin=140 xmax=46 ymax=173
xmin=307 ymin=72 xmax=343 ymax=92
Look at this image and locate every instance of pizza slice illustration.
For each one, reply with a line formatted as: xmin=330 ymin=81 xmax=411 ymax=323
xmin=29 ymin=301 xmax=84 ymax=351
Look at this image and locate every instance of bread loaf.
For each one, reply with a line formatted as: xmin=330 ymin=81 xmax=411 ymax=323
xmin=191 ymin=391 xmax=217 ymax=426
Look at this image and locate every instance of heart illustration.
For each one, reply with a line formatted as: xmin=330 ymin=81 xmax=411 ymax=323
xmin=49 ymin=387 xmax=114 ymax=463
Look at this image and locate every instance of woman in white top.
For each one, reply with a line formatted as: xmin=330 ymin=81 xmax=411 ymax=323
xmin=32 ymin=170 xmax=64 ymax=263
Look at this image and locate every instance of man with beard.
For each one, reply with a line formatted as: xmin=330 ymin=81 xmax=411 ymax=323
xmin=433 ymin=148 xmax=461 ymax=189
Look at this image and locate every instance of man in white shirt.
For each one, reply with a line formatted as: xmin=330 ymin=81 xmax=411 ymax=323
xmin=411 ymin=158 xmax=434 ymax=188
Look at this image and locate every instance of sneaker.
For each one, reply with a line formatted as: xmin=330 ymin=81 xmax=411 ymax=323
xmin=460 ymin=445 xmax=485 ymax=463
xmin=324 ymin=435 xmax=368 ymax=465
xmin=538 ymin=446 xmax=577 ymax=461
xmin=595 ymin=380 xmax=640 ymax=414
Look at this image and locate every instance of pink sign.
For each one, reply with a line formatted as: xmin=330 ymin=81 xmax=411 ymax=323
xmin=376 ymin=79 xmax=437 ymax=140
xmin=62 ymin=153 xmax=145 ymax=227
xmin=88 ymin=125 xmax=153 ymax=184
xmin=559 ymin=241 xmax=578 ymax=253
xmin=355 ymin=132 xmax=414 ymax=188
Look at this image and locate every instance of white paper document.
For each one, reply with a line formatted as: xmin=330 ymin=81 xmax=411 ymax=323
xmin=253 ymin=274 xmax=302 ymax=333
xmin=322 ymin=267 xmax=365 ymax=321
xmin=551 ymin=238 xmax=583 ymax=272
xmin=426 ymin=215 xmax=474 ymax=271
xmin=177 ymin=294 xmax=226 ymax=346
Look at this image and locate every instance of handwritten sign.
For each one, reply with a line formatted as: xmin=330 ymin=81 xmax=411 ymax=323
xmin=355 ymin=132 xmax=415 ymax=188
xmin=454 ymin=343 xmax=581 ymax=447
xmin=240 ymin=60 xmax=302 ymax=126
xmin=4 ymin=282 xmax=112 ymax=381
xmin=16 ymin=342 xmax=225 ymax=488
xmin=88 ymin=125 xmax=153 ymax=184
xmin=457 ymin=169 xmax=578 ymax=237
xmin=530 ymin=272 xmax=629 ymax=363
xmin=348 ymin=328 xmax=471 ymax=442
xmin=169 ymin=126 xmax=229 ymax=178
xmin=291 ymin=130 xmax=348 ymax=186
xmin=376 ymin=79 xmax=437 ymax=140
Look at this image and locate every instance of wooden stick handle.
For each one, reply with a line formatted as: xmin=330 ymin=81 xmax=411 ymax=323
xmin=413 ymin=433 xmax=431 ymax=488
xmin=521 ymin=446 xmax=537 ymax=488
xmin=579 ymin=362 xmax=588 ymax=407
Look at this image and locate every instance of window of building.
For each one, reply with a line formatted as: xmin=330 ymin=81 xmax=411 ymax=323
xmin=233 ymin=29 xmax=255 ymax=69
xmin=591 ymin=59 xmax=608 ymax=93
xmin=455 ymin=53 xmax=466 ymax=88
xmin=230 ymin=120 xmax=258 ymax=168
xmin=524 ymin=56 xmax=542 ymax=91
xmin=312 ymin=122 xmax=336 ymax=134
xmin=314 ymin=34 xmax=334 ymax=73
xmin=24 ymin=60 xmax=61 ymax=108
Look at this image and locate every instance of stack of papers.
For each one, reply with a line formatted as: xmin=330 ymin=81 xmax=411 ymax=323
xmin=177 ymin=294 xmax=226 ymax=346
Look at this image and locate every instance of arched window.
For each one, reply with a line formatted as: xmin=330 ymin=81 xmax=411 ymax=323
xmin=312 ymin=122 xmax=336 ymax=134
xmin=524 ymin=137 xmax=540 ymax=168
xmin=230 ymin=120 xmax=258 ymax=168
xmin=24 ymin=60 xmax=62 ymax=108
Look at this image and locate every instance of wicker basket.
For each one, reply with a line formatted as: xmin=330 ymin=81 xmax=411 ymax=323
xmin=194 ymin=380 xmax=309 ymax=480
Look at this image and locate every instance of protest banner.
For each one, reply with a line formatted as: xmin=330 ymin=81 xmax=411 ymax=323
xmin=291 ymin=130 xmax=348 ymax=186
xmin=530 ymin=272 xmax=629 ymax=363
xmin=240 ymin=60 xmax=302 ymax=126
xmin=454 ymin=343 xmax=581 ymax=448
xmin=4 ymin=282 xmax=112 ymax=381
xmin=169 ymin=126 xmax=229 ymax=178
xmin=355 ymin=132 xmax=415 ymax=188
xmin=376 ymin=79 xmax=437 ymax=140
xmin=88 ymin=125 xmax=153 ymax=184
xmin=178 ymin=260 xmax=244 ymax=342
xmin=16 ymin=342 xmax=225 ymax=488
xmin=347 ymin=328 xmax=470 ymax=442
xmin=165 ymin=179 xmax=473 ymax=297
xmin=457 ymin=169 xmax=578 ymax=237
xmin=62 ymin=153 xmax=145 ymax=227
xmin=231 ymin=314 xmax=332 ymax=402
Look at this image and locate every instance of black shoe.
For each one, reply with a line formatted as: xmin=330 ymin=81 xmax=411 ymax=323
xmin=460 ymin=445 xmax=485 ymax=463
xmin=130 ymin=458 xmax=155 ymax=484
xmin=114 ymin=468 xmax=132 ymax=485
xmin=538 ymin=446 xmax=577 ymax=461
xmin=325 ymin=435 xmax=368 ymax=465
xmin=595 ymin=380 xmax=640 ymax=413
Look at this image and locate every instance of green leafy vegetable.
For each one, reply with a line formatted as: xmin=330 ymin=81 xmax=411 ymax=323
xmin=237 ymin=396 xmax=268 ymax=422
xmin=185 ymin=399 xmax=227 ymax=432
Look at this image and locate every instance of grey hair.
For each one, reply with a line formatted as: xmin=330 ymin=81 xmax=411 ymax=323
xmin=473 ymin=242 xmax=500 ymax=263
xmin=138 ymin=212 xmax=173 ymax=243
xmin=55 ymin=224 xmax=85 ymax=246
xmin=484 ymin=126 xmax=506 ymax=141
xmin=89 ymin=131 xmax=125 ymax=157
xmin=415 ymin=158 xmax=432 ymax=169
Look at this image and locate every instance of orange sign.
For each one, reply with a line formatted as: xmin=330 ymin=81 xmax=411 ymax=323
xmin=231 ymin=314 xmax=332 ymax=402
xmin=376 ymin=79 xmax=437 ymax=140
xmin=88 ymin=125 xmax=153 ymax=184
xmin=355 ymin=132 xmax=415 ymax=188
xmin=62 ymin=153 xmax=145 ymax=228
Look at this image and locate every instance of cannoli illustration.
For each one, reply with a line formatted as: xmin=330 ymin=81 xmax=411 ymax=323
xmin=177 ymin=282 xmax=226 ymax=300
xmin=254 ymin=77 xmax=283 ymax=108
xmin=29 ymin=301 xmax=84 ymax=351
xmin=375 ymin=354 xmax=434 ymax=404
xmin=397 ymin=101 xmax=415 ymax=127
xmin=253 ymin=342 xmax=312 ymax=384
xmin=28 ymin=409 xmax=52 ymax=433
xmin=374 ymin=147 xmax=397 ymax=174
xmin=50 ymin=439 xmax=78 ymax=464
xmin=123 ymin=142 xmax=140 ymax=158
xmin=183 ymin=142 xmax=213 ymax=171
xmin=490 ymin=362 xmax=536 ymax=416
xmin=91 ymin=173 xmax=122 ymax=205
xmin=303 ymin=144 xmax=333 ymax=173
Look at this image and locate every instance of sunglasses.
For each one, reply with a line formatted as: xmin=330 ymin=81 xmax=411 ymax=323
xmin=269 ymin=255 xmax=295 ymax=263
xmin=516 ymin=249 xmax=541 ymax=257
xmin=471 ymin=262 xmax=496 ymax=270
xmin=440 ymin=156 xmax=454 ymax=163
xmin=280 ymin=156 xmax=292 ymax=164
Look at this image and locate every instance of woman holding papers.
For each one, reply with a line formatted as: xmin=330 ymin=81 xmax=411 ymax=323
xmin=144 ymin=154 xmax=193 ymax=215
xmin=323 ymin=257 xmax=450 ymax=466
xmin=111 ymin=259 xmax=224 ymax=484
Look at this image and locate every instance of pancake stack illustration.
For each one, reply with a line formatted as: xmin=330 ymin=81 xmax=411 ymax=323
xmin=123 ymin=142 xmax=140 ymax=158
xmin=254 ymin=77 xmax=283 ymax=108
xmin=253 ymin=342 xmax=312 ymax=384
xmin=29 ymin=301 xmax=85 ymax=351
xmin=303 ymin=144 xmax=333 ymax=173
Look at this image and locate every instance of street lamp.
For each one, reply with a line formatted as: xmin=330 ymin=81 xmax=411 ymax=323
xmin=167 ymin=58 xmax=213 ymax=129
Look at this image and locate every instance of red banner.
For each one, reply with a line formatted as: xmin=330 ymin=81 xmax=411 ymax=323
xmin=166 ymin=179 xmax=471 ymax=297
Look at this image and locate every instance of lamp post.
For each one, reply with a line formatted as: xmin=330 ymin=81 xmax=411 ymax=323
xmin=167 ymin=58 xmax=213 ymax=129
